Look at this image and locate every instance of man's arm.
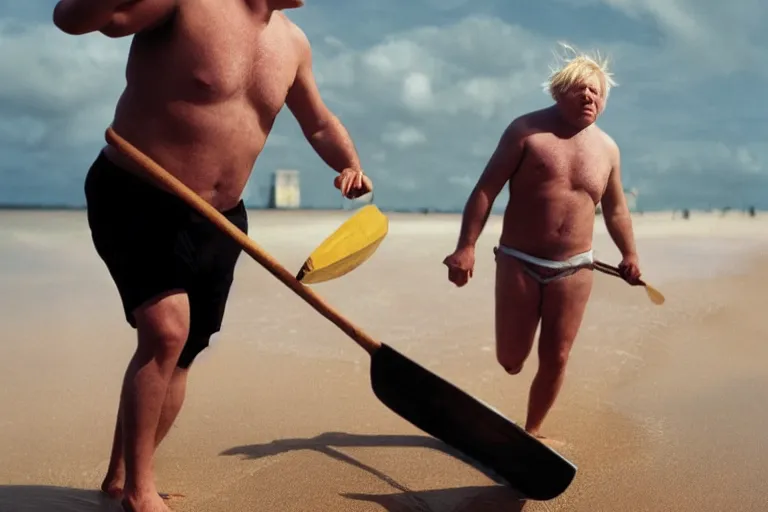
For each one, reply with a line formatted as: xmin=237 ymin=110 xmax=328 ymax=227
xmin=454 ymin=120 xmax=526 ymax=250
xmin=285 ymin=28 xmax=362 ymax=175
xmin=53 ymin=0 xmax=177 ymax=38
xmin=599 ymin=142 xmax=638 ymax=258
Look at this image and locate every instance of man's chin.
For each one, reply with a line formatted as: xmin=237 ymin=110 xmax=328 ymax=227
xmin=578 ymin=112 xmax=597 ymax=125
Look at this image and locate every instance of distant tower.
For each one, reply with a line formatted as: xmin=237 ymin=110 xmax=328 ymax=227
xmin=270 ymin=169 xmax=301 ymax=209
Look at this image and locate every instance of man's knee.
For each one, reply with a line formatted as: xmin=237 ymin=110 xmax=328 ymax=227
xmin=496 ymin=340 xmax=533 ymax=375
xmin=538 ymin=344 xmax=571 ymax=375
xmin=501 ymin=362 xmax=524 ymax=375
xmin=133 ymin=291 xmax=191 ymax=359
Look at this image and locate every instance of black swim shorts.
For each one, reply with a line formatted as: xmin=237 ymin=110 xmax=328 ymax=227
xmin=83 ymin=151 xmax=248 ymax=368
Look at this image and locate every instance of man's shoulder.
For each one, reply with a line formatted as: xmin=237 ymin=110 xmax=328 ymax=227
xmin=499 ymin=110 xmax=546 ymax=147
xmin=587 ymin=126 xmax=620 ymax=168
xmin=275 ymin=12 xmax=311 ymax=50
xmin=515 ymin=107 xmax=550 ymax=125
xmin=594 ymin=126 xmax=619 ymax=155
xmin=505 ymin=109 xmax=542 ymax=132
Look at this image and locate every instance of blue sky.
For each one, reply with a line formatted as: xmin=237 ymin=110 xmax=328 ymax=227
xmin=0 ymin=0 xmax=765 ymax=211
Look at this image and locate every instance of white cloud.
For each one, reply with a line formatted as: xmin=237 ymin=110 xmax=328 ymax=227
xmin=557 ymin=0 xmax=765 ymax=76
xmin=734 ymin=147 xmax=762 ymax=174
xmin=313 ymin=51 xmax=355 ymax=88
xmin=401 ymin=72 xmax=433 ymax=110
xmin=397 ymin=176 xmax=419 ymax=191
xmin=0 ymin=20 xmax=127 ymax=148
xmin=422 ymin=0 xmax=472 ymax=10
xmin=448 ymin=175 xmax=475 ymax=188
xmin=370 ymin=151 xmax=387 ymax=163
xmin=470 ymin=139 xmax=496 ymax=158
xmin=634 ymin=141 xmax=766 ymax=178
xmin=314 ymin=15 xmax=552 ymax=121
xmin=381 ymin=124 xmax=427 ymax=148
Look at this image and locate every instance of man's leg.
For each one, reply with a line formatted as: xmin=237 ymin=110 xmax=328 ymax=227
xmin=82 ymin=150 xmax=203 ymax=510
xmin=494 ymin=252 xmax=543 ymax=375
xmin=152 ymin=367 xmax=189 ymax=449
xmin=524 ymin=268 xmax=593 ymax=438
xmin=147 ymin=332 xmax=214 ymax=449
xmin=101 ymin=366 xmax=190 ymax=499
xmin=119 ymin=290 xmax=191 ymax=512
xmin=102 ymin=333 xmax=215 ymax=503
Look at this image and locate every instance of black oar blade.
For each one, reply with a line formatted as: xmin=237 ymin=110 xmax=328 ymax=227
xmin=370 ymin=343 xmax=577 ymax=501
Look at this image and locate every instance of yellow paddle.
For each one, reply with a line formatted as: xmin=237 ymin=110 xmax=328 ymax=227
xmin=593 ymin=260 xmax=665 ymax=305
xmin=296 ymin=203 xmax=388 ymax=284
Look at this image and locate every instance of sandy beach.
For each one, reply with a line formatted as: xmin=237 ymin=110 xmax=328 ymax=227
xmin=1 ymin=208 xmax=768 ymax=512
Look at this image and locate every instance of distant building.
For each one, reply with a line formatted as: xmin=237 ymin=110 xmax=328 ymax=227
xmin=270 ymin=169 xmax=300 ymax=209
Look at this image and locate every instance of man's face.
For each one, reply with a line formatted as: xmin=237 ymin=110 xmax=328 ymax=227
xmin=556 ymin=73 xmax=605 ymax=128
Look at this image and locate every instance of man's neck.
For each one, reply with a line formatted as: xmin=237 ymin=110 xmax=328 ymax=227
xmin=549 ymin=105 xmax=592 ymax=138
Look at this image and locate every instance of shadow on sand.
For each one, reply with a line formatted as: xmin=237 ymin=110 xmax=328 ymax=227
xmin=0 ymin=486 xmax=122 ymax=512
xmin=343 ymin=486 xmax=526 ymax=512
xmin=221 ymin=431 xmax=527 ymax=512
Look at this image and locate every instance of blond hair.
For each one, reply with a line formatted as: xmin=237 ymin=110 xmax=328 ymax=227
xmin=543 ymin=42 xmax=617 ymax=100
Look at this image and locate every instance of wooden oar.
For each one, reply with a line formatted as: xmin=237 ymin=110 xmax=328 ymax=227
xmin=593 ymin=260 xmax=665 ymax=305
xmin=104 ymin=126 xmax=577 ymax=502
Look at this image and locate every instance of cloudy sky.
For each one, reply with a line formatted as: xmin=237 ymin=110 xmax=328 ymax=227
xmin=1 ymin=0 xmax=765 ymax=211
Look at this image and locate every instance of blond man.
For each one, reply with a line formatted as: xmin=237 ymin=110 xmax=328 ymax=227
xmin=443 ymin=44 xmax=643 ymax=442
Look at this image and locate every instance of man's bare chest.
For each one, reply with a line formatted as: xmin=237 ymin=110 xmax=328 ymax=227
xmin=134 ymin=11 xmax=297 ymax=113
xmin=521 ymin=136 xmax=612 ymax=197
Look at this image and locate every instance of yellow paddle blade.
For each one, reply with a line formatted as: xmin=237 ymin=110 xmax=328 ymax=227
xmin=296 ymin=204 xmax=388 ymax=284
xmin=644 ymin=284 xmax=666 ymax=305
xmin=592 ymin=260 xmax=665 ymax=306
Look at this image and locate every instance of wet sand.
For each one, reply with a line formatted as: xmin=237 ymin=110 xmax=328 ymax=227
xmin=1 ymin=209 xmax=767 ymax=511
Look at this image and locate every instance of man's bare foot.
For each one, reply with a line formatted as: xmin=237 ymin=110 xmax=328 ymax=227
xmin=526 ymin=429 xmax=567 ymax=449
xmin=533 ymin=434 xmax=567 ymax=449
xmin=102 ymin=480 xmax=182 ymax=503
xmin=101 ymin=473 xmax=125 ymax=500
xmin=122 ymin=492 xmax=172 ymax=512
xmin=540 ymin=437 xmax=567 ymax=449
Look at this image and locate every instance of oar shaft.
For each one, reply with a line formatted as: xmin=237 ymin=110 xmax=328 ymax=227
xmin=105 ymin=127 xmax=382 ymax=355
xmin=593 ymin=259 xmax=647 ymax=286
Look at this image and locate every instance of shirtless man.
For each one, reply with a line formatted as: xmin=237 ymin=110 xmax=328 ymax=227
xmin=52 ymin=1 xmax=372 ymax=511
xmin=443 ymin=46 xmax=642 ymax=442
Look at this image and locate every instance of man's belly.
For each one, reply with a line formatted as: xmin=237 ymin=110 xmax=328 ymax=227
xmin=105 ymin=97 xmax=268 ymax=210
xmin=499 ymin=199 xmax=597 ymax=261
